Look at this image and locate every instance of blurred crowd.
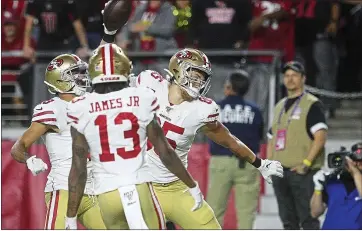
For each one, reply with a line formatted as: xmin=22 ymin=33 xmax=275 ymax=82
xmin=1 ymin=0 xmax=362 ymax=121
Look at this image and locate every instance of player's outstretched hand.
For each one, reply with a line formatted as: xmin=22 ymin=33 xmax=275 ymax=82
xmin=26 ymin=156 xmax=48 ymax=176
xmin=65 ymin=216 xmax=77 ymax=230
xmin=258 ymin=159 xmax=284 ymax=184
xmin=184 ymin=181 xmax=204 ymax=211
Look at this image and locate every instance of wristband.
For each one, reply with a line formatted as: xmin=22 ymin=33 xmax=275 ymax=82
xmin=314 ymin=190 xmax=322 ymax=195
xmin=102 ymin=33 xmax=116 ymax=43
xmin=251 ymin=157 xmax=262 ymax=168
xmin=303 ymin=159 xmax=312 ymax=167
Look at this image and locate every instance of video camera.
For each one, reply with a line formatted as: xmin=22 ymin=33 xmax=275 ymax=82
xmin=327 ymin=143 xmax=362 ymax=169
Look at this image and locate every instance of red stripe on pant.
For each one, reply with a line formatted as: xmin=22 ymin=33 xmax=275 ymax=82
xmin=45 ymin=191 xmax=60 ymax=230
xmin=51 ymin=191 xmax=60 ymax=229
xmin=148 ymin=184 xmax=166 ymax=229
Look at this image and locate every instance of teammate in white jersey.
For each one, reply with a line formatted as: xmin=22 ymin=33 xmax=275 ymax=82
xmin=65 ymin=43 xmax=200 ymax=230
xmin=133 ymin=48 xmax=284 ymax=229
xmin=10 ymin=54 xmax=106 ymax=229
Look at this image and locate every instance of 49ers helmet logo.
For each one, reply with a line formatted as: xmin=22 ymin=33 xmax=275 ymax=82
xmin=47 ymin=59 xmax=64 ymax=71
xmin=176 ymin=50 xmax=193 ymax=60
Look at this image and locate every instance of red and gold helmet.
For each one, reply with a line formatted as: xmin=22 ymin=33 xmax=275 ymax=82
xmin=88 ymin=43 xmax=133 ymax=84
xmin=168 ymin=48 xmax=212 ymax=98
xmin=44 ymin=54 xmax=89 ymax=96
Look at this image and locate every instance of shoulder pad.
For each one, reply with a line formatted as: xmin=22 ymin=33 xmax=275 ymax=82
xmin=136 ymin=70 xmax=167 ymax=92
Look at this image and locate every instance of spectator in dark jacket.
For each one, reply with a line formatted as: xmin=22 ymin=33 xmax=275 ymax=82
xmin=119 ymin=0 xmax=177 ymax=75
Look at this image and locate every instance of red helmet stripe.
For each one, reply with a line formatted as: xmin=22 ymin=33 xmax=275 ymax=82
xmin=72 ymin=54 xmax=80 ymax=62
xmin=109 ymin=45 xmax=115 ymax=74
xmin=102 ymin=44 xmax=114 ymax=75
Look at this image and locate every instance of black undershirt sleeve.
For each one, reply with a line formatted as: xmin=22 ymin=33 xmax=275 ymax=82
xmin=306 ymin=101 xmax=326 ymax=139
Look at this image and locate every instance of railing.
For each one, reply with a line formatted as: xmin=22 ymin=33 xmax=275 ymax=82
xmin=1 ymin=49 xmax=282 ymax=130
xmin=1 ymin=49 xmax=282 ymax=58
xmin=2 ymin=61 xmax=34 ymax=126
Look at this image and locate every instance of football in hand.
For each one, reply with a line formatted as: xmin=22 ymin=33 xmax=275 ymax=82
xmin=103 ymin=0 xmax=133 ymax=32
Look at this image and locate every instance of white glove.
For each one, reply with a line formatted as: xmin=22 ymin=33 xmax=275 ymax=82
xmin=65 ymin=216 xmax=77 ymax=230
xmin=26 ymin=156 xmax=48 ymax=176
xmin=313 ymin=169 xmax=326 ymax=191
xmin=258 ymin=159 xmax=284 ymax=184
xmin=101 ymin=1 xmax=118 ymax=35
xmin=185 ymin=182 xmax=204 ymax=211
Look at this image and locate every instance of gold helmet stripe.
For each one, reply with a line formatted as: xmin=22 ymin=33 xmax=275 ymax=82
xmin=101 ymin=44 xmax=115 ymax=75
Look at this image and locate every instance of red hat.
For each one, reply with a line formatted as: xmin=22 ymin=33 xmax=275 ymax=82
xmin=2 ymin=10 xmax=20 ymax=25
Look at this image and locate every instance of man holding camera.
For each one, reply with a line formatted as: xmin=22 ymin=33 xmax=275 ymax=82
xmin=310 ymin=143 xmax=362 ymax=229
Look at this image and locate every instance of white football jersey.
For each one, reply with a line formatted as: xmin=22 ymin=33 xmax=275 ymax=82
xmin=32 ymin=97 xmax=94 ymax=194
xmin=135 ymin=70 xmax=220 ymax=183
xmin=66 ymin=87 xmax=159 ymax=194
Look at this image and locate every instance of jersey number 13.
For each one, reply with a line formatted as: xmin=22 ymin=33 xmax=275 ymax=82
xmin=95 ymin=112 xmax=140 ymax=162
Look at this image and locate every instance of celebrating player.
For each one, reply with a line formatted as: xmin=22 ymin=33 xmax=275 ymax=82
xmin=10 ymin=54 xmax=106 ymax=229
xmin=132 ymin=48 xmax=284 ymax=229
xmin=65 ymin=43 xmax=200 ymax=229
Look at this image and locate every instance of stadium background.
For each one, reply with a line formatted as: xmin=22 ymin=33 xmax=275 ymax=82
xmin=1 ymin=0 xmax=362 ymax=229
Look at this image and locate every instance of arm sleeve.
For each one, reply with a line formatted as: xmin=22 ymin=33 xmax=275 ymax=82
xmin=200 ymin=100 xmax=220 ymax=124
xmin=307 ymin=101 xmax=328 ymax=136
xmin=146 ymin=4 xmax=176 ymax=38
xmin=32 ymin=101 xmax=58 ymax=127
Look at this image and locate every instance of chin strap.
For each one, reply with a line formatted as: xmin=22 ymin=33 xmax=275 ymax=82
xmin=163 ymin=68 xmax=200 ymax=99
xmin=163 ymin=69 xmax=174 ymax=82
xmin=44 ymin=81 xmax=86 ymax=96
xmin=71 ymin=86 xmax=87 ymax=96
